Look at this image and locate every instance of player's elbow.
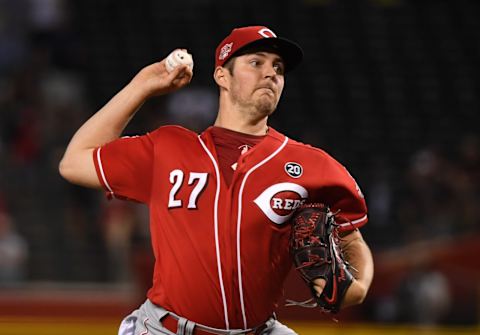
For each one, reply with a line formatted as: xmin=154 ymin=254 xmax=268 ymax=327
xmin=343 ymin=280 xmax=370 ymax=308
xmin=58 ymin=149 xmax=101 ymax=188
xmin=58 ymin=154 xmax=76 ymax=183
xmin=58 ymin=152 xmax=86 ymax=184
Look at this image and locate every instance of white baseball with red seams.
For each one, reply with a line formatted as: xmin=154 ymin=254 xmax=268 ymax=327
xmin=165 ymin=50 xmax=194 ymax=73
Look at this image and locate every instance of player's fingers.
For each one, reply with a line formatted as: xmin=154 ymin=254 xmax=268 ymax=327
xmin=182 ymin=67 xmax=193 ymax=81
xmin=167 ymin=66 xmax=187 ymax=84
xmin=170 ymin=65 xmax=193 ymax=87
xmin=313 ymin=278 xmax=326 ymax=296
xmin=167 ymin=64 xmax=187 ymax=79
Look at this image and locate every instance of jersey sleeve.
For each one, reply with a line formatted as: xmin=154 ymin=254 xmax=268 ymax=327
xmin=93 ymin=134 xmax=154 ymax=204
xmin=316 ymin=154 xmax=368 ymax=232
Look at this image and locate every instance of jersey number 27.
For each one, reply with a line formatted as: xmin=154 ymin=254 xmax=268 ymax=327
xmin=168 ymin=169 xmax=208 ymax=209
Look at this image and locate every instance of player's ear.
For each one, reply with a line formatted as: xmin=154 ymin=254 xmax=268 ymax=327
xmin=213 ymin=66 xmax=228 ymax=89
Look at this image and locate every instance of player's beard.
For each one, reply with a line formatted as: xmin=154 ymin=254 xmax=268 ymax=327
xmin=230 ymin=87 xmax=279 ymax=119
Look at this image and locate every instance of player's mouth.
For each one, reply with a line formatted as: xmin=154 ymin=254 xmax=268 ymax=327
xmin=256 ymin=86 xmax=276 ymax=96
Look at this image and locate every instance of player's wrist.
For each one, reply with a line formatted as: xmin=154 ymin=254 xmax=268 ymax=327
xmin=128 ymin=73 xmax=155 ymax=101
xmin=343 ymin=279 xmax=368 ymax=307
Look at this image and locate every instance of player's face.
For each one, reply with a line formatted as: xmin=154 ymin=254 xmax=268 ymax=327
xmin=228 ymin=52 xmax=285 ymax=117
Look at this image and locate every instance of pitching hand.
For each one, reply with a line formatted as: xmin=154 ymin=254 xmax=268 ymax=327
xmin=132 ymin=49 xmax=193 ymax=98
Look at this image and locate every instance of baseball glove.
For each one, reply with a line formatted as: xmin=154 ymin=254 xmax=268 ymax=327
xmin=288 ymin=203 xmax=353 ymax=313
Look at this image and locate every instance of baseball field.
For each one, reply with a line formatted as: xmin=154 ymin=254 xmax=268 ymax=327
xmin=0 ymin=317 xmax=478 ymax=335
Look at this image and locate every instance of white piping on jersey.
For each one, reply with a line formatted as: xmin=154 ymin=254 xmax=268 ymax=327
xmin=197 ymin=135 xmax=230 ymax=330
xmin=339 ymin=214 xmax=368 ymax=227
xmin=236 ymin=136 xmax=289 ymax=329
xmin=96 ymin=147 xmax=114 ymax=196
xmin=140 ymin=317 xmax=150 ymax=335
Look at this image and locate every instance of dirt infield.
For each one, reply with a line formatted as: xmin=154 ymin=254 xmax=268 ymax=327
xmin=0 ymin=317 xmax=478 ymax=335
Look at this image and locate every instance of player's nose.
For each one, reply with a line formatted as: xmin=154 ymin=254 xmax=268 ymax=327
xmin=264 ymin=64 xmax=278 ymax=78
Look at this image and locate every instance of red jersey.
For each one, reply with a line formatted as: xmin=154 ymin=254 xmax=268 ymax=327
xmin=93 ymin=126 xmax=367 ymax=329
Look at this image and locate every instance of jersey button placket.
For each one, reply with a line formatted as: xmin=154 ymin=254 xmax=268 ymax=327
xmin=228 ymin=158 xmax=248 ymax=327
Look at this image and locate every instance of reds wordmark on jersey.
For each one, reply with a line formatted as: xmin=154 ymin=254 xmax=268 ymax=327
xmin=93 ymin=126 xmax=367 ymax=330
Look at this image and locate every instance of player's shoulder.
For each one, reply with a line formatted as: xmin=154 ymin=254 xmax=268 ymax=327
xmin=285 ymin=136 xmax=335 ymax=161
xmin=148 ymin=125 xmax=199 ymax=141
xmin=269 ymin=128 xmax=335 ymax=161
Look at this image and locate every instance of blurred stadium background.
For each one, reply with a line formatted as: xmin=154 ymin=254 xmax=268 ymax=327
xmin=0 ymin=0 xmax=479 ymax=334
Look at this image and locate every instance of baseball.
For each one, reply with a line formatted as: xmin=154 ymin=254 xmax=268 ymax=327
xmin=165 ymin=50 xmax=194 ymax=73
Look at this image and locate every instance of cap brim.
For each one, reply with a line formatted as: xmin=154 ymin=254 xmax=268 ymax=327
xmin=233 ymin=37 xmax=304 ymax=73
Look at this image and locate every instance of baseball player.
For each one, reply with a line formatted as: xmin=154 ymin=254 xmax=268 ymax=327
xmin=59 ymin=26 xmax=373 ymax=335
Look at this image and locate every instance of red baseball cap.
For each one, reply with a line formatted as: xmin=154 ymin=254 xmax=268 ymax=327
xmin=215 ymin=26 xmax=303 ymax=73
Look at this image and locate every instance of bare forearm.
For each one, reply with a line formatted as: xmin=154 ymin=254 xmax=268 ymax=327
xmin=58 ymin=80 xmax=148 ymax=188
xmin=58 ymin=56 xmax=193 ymax=188
xmin=65 ymin=80 xmax=147 ymax=152
xmin=62 ymin=60 xmax=193 ymax=156
xmin=341 ymin=231 xmax=374 ymax=307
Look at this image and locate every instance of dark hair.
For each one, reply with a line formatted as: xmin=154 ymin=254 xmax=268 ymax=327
xmin=223 ymin=57 xmax=236 ymax=75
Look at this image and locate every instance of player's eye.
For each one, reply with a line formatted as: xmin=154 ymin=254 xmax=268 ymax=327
xmin=249 ymin=59 xmax=260 ymax=67
xmin=273 ymin=63 xmax=285 ymax=75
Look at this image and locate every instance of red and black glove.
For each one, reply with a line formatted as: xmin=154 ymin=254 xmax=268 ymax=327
xmin=289 ymin=203 xmax=353 ymax=313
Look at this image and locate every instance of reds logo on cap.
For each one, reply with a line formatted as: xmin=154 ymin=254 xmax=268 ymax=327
xmin=257 ymin=28 xmax=277 ymax=38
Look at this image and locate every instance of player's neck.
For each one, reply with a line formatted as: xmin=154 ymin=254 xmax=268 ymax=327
xmin=214 ymin=112 xmax=268 ymax=135
xmin=215 ymin=105 xmax=268 ymax=136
